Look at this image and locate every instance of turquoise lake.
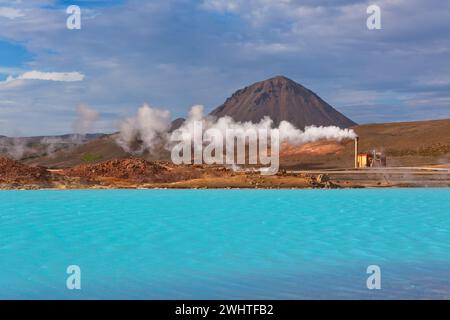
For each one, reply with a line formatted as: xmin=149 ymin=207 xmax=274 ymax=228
xmin=0 ymin=189 xmax=449 ymax=299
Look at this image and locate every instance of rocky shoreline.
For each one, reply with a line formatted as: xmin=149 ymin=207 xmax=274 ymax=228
xmin=0 ymin=156 xmax=343 ymax=190
xmin=1 ymin=156 xmax=449 ymax=190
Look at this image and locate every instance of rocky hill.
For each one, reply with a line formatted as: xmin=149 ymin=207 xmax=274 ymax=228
xmin=210 ymin=76 xmax=356 ymax=129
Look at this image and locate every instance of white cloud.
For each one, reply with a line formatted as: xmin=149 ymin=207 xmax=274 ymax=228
xmin=0 ymin=0 xmax=449 ymax=135
xmin=402 ymin=92 xmax=450 ymax=108
xmin=201 ymin=0 xmax=317 ymax=24
xmin=416 ymin=75 xmax=450 ymax=87
xmin=0 ymin=7 xmax=24 ymax=19
xmin=4 ymin=71 xmax=85 ymax=83
xmin=239 ymin=41 xmax=298 ymax=54
xmin=331 ymin=89 xmax=380 ymax=107
xmin=201 ymin=0 xmax=239 ymax=12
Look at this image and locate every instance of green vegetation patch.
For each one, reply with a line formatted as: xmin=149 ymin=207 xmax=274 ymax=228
xmin=81 ymin=153 xmax=103 ymax=162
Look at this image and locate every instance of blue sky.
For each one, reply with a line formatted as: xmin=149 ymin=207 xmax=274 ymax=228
xmin=0 ymin=0 xmax=449 ymax=136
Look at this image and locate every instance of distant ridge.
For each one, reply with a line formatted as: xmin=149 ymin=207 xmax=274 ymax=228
xmin=170 ymin=118 xmax=185 ymax=132
xmin=210 ymin=76 xmax=356 ymax=129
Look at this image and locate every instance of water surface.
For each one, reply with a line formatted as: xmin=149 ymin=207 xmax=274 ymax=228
xmin=0 ymin=189 xmax=449 ymax=299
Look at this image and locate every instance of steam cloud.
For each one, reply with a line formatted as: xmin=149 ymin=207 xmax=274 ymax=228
xmin=0 ymin=105 xmax=101 ymax=160
xmin=73 ymin=104 xmax=99 ymax=135
xmin=116 ymin=104 xmax=171 ymax=153
xmin=0 ymin=137 xmax=28 ymax=159
xmin=117 ymin=104 xmax=357 ymax=154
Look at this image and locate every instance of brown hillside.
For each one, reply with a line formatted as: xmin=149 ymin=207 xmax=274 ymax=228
xmin=24 ymin=134 xmax=129 ymax=168
xmin=22 ymin=118 xmax=450 ymax=170
xmin=64 ymin=158 xmax=168 ymax=182
xmin=0 ymin=156 xmax=52 ymax=187
xmin=282 ymin=118 xmax=450 ymax=169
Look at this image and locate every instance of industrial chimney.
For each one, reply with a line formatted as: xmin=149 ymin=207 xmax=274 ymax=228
xmin=354 ymin=137 xmax=359 ymax=168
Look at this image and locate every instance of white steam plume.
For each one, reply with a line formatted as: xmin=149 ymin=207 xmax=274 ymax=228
xmin=0 ymin=105 xmax=102 ymax=160
xmin=116 ymin=104 xmax=357 ymax=154
xmin=116 ymin=104 xmax=171 ymax=154
xmin=73 ymin=104 xmax=99 ymax=135
xmin=279 ymin=121 xmax=357 ymax=144
xmin=0 ymin=137 xmax=28 ymax=160
xmin=172 ymin=105 xmax=356 ymax=145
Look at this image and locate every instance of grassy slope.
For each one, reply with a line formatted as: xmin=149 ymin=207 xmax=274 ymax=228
xmin=24 ymin=134 xmax=129 ymax=168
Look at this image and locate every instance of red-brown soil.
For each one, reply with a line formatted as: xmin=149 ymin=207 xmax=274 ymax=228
xmin=63 ymin=158 xmax=170 ymax=182
xmin=280 ymin=141 xmax=345 ymax=158
xmin=0 ymin=156 xmax=51 ymax=183
xmin=1 ymin=156 xmax=449 ymax=190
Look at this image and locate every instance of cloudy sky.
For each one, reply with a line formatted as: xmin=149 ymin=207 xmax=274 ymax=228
xmin=0 ymin=0 xmax=449 ymax=136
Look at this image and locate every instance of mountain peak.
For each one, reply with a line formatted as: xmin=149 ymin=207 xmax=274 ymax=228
xmin=253 ymin=75 xmax=300 ymax=88
xmin=210 ymin=76 xmax=356 ymax=129
xmin=265 ymin=75 xmax=295 ymax=83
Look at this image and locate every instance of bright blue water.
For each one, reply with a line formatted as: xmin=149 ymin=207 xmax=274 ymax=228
xmin=0 ymin=189 xmax=449 ymax=299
